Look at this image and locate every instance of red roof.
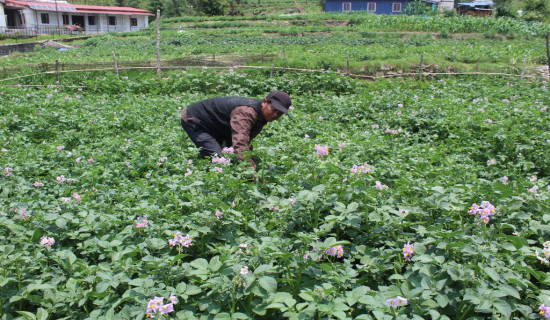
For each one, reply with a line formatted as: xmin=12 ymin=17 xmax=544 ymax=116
xmin=5 ymin=0 xmax=154 ymax=15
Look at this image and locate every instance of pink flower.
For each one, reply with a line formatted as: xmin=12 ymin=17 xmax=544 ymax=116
xmin=402 ymin=242 xmax=414 ymax=261
xmin=57 ymin=146 xmax=65 ymax=151
xmin=314 ymin=145 xmax=329 ymax=157
xmin=240 ymin=266 xmax=249 ymax=275
xmin=215 ymin=210 xmax=223 ymax=220
xmin=40 ymin=236 xmax=55 ymax=247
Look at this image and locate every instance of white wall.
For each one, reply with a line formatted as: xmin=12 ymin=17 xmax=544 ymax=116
xmin=0 ymin=5 xmax=6 ymax=28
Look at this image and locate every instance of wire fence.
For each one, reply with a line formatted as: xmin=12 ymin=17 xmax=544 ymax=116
xmin=0 ymin=24 xmax=548 ymax=84
xmin=0 ymin=56 xmax=547 ymax=85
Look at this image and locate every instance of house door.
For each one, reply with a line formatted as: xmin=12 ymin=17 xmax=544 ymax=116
xmin=72 ymin=15 xmax=85 ymax=27
xmin=5 ymin=9 xmax=24 ymax=28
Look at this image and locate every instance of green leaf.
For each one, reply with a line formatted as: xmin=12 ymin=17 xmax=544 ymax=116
xmin=96 ymin=281 xmax=110 ymax=293
xmin=16 ymin=311 xmax=37 ymax=320
xmin=493 ymin=300 xmax=512 ymax=318
xmin=190 ymin=258 xmax=209 ymax=270
xmin=258 ymin=276 xmax=277 ymax=293
xmin=36 ymin=308 xmax=49 ymax=320
xmin=499 ymin=284 xmax=520 ymax=299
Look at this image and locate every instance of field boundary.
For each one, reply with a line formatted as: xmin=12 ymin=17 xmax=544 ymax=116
xmin=0 ymin=64 xmax=543 ymax=86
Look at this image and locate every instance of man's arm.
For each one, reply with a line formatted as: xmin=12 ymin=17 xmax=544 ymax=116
xmin=230 ymin=106 xmax=259 ymax=170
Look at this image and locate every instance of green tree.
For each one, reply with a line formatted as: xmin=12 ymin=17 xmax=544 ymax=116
xmin=149 ymin=0 xmax=164 ymax=15
xmin=194 ymin=0 xmax=229 ymax=15
xmin=161 ymin=0 xmax=189 ymax=17
xmin=522 ymin=0 xmax=550 ymax=22
xmin=493 ymin=0 xmax=517 ymax=17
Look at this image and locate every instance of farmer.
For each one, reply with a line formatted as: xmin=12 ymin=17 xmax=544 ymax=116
xmin=181 ymin=91 xmax=292 ymax=170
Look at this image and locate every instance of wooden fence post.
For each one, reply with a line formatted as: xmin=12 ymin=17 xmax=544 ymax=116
xmin=55 ymin=59 xmax=59 ymax=84
xmin=156 ymin=10 xmax=161 ymax=78
xmin=476 ymin=61 xmax=479 ymax=80
xmin=112 ymin=51 xmax=119 ymax=78
xmin=520 ymin=56 xmax=526 ymax=80
xmin=346 ymin=56 xmax=350 ymax=76
xmin=546 ymin=32 xmax=550 ymax=83
xmin=282 ymin=47 xmax=286 ymax=59
xmin=270 ymin=61 xmax=274 ymax=77
xmin=419 ymin=54 xmax=423 ymax=81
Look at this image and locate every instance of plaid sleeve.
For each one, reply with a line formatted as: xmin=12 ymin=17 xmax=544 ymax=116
xmin=230 ymin=106 xmax=259 ymax=169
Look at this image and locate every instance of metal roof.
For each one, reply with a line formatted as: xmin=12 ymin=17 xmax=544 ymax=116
xmin=457 ymin=1 xmax=493 ymax=6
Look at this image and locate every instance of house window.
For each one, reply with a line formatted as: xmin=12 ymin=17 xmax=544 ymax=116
xmin=41 ymin=13 xmax=50 ymax=24
xmin=342 ymin=2 xmax=351 ymax=11
xmin=130 ymin=17 xmax=138 ymax=26
xmin=392 ymin=2 xmax=402 ymax=12
xmin=88 ymin=16 xmax=96 ymax=26
xmin=108 ymin=16 xmax=117 ymax=25
xmin=62 ymin=14 xmax=69 ymax=25
xmin=367 ymin=2 xmax=376 ymax=12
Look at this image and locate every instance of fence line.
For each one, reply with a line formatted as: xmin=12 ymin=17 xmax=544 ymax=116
xmin=0 ymin=64 xmax=539 ymax=85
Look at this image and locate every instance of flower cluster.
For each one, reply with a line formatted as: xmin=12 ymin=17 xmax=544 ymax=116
xmin=468 ymin=201 xmax=496 ymax=224
xmin=146 ymin=295 xmax=177 ymax=318
xmin=534 ymin=241 xmax=550 ymax=264
xmin=56 ymin=175 xmax=76 ymax=184
xmin=40 ymin=236 xmax=55 ymax=247
xmin=156 ymin=156 xmax=168 ymax=166
xmin=72 ymin=193 xmax=82 ymax=202
xmin=221 ymin=147 xmax=234 ymax=154
xmin=500 ymin=176 xmax=508 ymax=185
xmin=184 ymin=168 xmax=192 ymax=177
xmin=350 ymin=162 xmax=371 ymax=174
xmin=240 ymin=266 xmax=249 ymax=276
xmin=4 ymin=167 xmax=13 ymax=177
xmin=133 ymin=215 xmax=149 ymax=229
xmin=540 ymin=305 xmax=550 ymax=318
xmin=324 ymin=245 xmax=344 ymax=258
xmin=385 ymin=128 xmax=400 ymax=135
xmin=402 ymin=242 xmax=414 ymax=262
xmin=375 ymin=181 xmax=388 ymax=190
xmin=168 ymin=232 xmax=193 ymax=248
xmin=236 ymin=243 xmax=248 ymax=255
xmin=212 ymin=156 xmax=230 ymax=165
xmin=314 ymin=145 xmax=329 ymax=157
xmin=387 ymin=296 xmax=408 ymax=307
xmin=65 ymin=24 xmax=82 ymax=31
xmin=268 ymin=205 xmax=279 ymax=211
xmin=12 ymin=208 xmax=30 ymax=219
xmin=215 ymin=210 xmax=223 ymax=220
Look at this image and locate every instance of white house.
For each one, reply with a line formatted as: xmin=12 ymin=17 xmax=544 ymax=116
xmin=1 ymin=0 xmax=154 ymax=34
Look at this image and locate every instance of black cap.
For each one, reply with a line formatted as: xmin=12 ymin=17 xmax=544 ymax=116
xmin=266 ymin=91 xmax=292 ymax=116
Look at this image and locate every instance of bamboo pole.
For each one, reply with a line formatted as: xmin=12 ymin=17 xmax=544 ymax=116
xmin=156 ymin=10 xmax=161 ymax=78
xmin=112 ymin=51 xmax=119 ymax=78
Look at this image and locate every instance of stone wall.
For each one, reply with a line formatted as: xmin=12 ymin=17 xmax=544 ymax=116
xmin=0 ymin=42 xmax=38 ymax=56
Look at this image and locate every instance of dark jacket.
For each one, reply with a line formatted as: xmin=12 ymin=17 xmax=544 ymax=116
xmin=186 ymin=97 xmax=263 ymax=142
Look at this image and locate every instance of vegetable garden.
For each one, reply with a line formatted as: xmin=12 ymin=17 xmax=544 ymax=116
xmin=1 ymin=13 xmax=550 ymax=320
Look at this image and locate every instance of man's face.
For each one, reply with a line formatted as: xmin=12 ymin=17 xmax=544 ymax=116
xmin=261 ymin=100 xmax=284 ymax=122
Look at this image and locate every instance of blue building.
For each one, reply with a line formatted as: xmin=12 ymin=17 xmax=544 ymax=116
xmin=325 ymin=0 xmax=416 ymax=14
